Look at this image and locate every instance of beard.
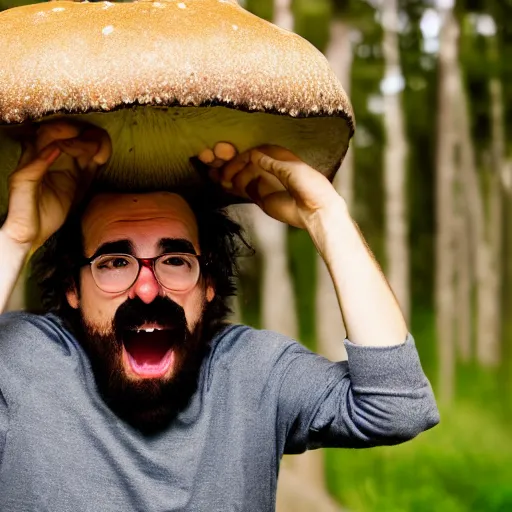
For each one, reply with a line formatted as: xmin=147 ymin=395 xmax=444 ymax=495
xmin=74 ymin=296 xmax=211 ymax=435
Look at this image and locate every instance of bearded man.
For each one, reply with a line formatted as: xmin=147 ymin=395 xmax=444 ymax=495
xmin=0 ymin=121 xmax=439 ymax=511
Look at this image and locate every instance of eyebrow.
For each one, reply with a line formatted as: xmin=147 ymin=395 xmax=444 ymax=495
xmin=159 ymin=238 xmax=197 ymax=255
xmin=88 ymin=238 xmax=197 ymax=260
xmin=89 ymin=240 xmax=135 ymax=260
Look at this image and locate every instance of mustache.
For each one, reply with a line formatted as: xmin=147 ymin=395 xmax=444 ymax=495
xmin=113 ymin=296 xmax=188 ymax=338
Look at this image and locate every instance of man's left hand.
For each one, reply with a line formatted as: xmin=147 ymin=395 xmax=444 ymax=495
xmin=198 ymin=144 xmax=346 ymax=229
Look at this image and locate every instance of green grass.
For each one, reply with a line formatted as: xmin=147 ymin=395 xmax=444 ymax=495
xmin=326 ymin=403 xmax=512 ymax=512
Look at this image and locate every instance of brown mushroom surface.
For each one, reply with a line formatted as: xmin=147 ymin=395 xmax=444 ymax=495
xmin=0 ymin=0 xmax=354 ymax=213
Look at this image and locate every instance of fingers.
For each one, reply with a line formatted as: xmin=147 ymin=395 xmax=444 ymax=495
xmin=58 ymin=138 xmax=98 ymax=158
xmin=6 ymin=144 xmax=62 ymax=244
xmin=198 ymin=142 xmax=238 ymax=169
xmin=213 ymin=142 xmax=237 ymax=161
xmin=57 ymin=139 xmax=100 ymax=171
xmin=198 ymin=148 xmax=215 ymax=164
xmin=36 ymin=121 xmax=81 ymax=152
xmin=219 ymin=152 xmax=251 ymax=188
xmin=36 ymin=121 xmax=111 ymax=167
xmin=54 ymin=127 xmax=111 ymax=170
xmin=250 ymin=150 xmax=301 ymax=188
xmin=206 ymin=146 xmax=290 ymax=201
xmin=81 ymin=127 xmax=112 ymax=165
xmin=10 ymin=144 xmax=61 ymax=184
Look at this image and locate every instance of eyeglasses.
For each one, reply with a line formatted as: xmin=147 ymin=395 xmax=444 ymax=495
xmin=82 ymin=253 xmax=203 ymax=294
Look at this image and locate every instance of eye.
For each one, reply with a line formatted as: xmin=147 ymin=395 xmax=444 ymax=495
xmin=161 ymin=255 xmax=193 ymax=268
xmin=96 ymin=255 xmax=132 ymax=270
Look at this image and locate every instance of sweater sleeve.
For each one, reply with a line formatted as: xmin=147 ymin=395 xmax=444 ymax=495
xmin=274 ymin=334 xmax=440 ymax=454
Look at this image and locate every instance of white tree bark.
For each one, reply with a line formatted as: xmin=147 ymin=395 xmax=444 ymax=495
xmin=273 ymin=0 xmax=293 ymax=32
xmin=250 ymin=207 xmax=299 ymax=339
xmin=454 ymin=177 xmax=472 ymax=363
xmin=454 ymin=53 xmax=499 ymax=367
xmin=381 ymin=0 xmax=410 ymax=322
xmin=327 ymin=20 xmax=355 ymax=213
xmin=487 ymin=74 xmax=505 ymax=362
xmin=435 ymin=9 xmax=459 ymax=404
xmin=315 ymin=18 xmax=353 ymax=364
xmin=276 ymin=457 xmax=341 ymax=512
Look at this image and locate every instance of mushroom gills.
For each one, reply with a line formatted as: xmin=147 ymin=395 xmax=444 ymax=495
xmin=0 ymin=105 xmax=351 ymax=212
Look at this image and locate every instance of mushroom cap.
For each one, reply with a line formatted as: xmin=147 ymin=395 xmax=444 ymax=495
xmin=0 ymin=0 xmax=354 ymax=213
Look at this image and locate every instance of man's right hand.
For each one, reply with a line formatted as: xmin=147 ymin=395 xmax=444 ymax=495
xmin=2 ymin=121 xmax=111 ymax=252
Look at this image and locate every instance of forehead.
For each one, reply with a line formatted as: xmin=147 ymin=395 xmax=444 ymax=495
xmin=81 ymin=192 xmax=199 ymax=253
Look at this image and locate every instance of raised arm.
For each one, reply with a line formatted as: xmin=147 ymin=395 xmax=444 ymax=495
xmin=206 ymin=144 xmax=407 ymax=347
xmin=202 ymin=144 xmax=438 ymax=449
xmin=0 ymin=122 xmax=111 ymax=313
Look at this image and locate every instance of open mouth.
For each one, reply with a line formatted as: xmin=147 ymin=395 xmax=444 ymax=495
xmin=122 ymin=325 xmax=177 ymax=379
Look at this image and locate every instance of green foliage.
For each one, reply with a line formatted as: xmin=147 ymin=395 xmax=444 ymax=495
xmin=244 ymin=0 xmax=273 ymax=22
xmin=291 ymin=0 xmax=331 ymax=53
xmin=326 ymin=404 xmax=512 ymax=511
xmin=331 ymin=0 xmax=350 ymax=18
xmin=238 ymin=251 xmax=262 ymax=330
xmin=288 ymin=227 xmax=317 ymax=349
xmin=0 ymin=0 xmax=43 ymax=10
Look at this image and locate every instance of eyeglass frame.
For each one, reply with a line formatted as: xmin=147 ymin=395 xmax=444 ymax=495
xmin=79 ymin=252 xmax=208 ymax=294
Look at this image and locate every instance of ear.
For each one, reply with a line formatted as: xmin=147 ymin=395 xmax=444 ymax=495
xmin=66 ymin=286 xmax=80 ymax=310
xmin=206 ymin=283 xmax=215 ymax=303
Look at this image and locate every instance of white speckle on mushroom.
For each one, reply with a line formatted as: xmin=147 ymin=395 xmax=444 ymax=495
xmin=232 ymin=24 xmax=239 ymax=31
xmin=35 ymin=11 xmax=46 ymax=17
xmin=24 ymin=96 xmax=31 ymax=101
xmin=177 ymin=2 xmax=187 ymax=9
xmin=102 ymin=25 xmax=114 ymax=36
xmin=102 ymin=1 xmax=114 ymax=9
xmin=52 ymin=7 xmax=65 ymax=12
xmin=153 ymin=2 xmax=165 ymax=7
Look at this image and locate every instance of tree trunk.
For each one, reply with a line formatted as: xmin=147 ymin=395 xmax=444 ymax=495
xmin=315 ymin=18 xmax=353 ymax=364
xmin=273 ymin=0 xmax=293 ymax=32
xmin=502 ymin=160 xmax=512 ymax=419
xmin=381 ymin=0 xmax=410 ymax=322
xmin=435 ymin=9 xmax=458 ymax=405
xmin=250 ymin=207 xmax=299 ymax=339
xmin=327 ymin=20 xmax=354 ymax=213
xmin=454 ymin=51 xmax=499 ymax=367
xmin=487 ymin=73 xmax=505 ymax=361
xmin=276 ymin=456 xmax=341 ymax=512
xmin=454 ymin=182 xmax=472 ymax=363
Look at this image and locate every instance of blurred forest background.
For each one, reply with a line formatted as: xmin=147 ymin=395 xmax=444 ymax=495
xmin=2 ymin=0 xmax=512 ymax=510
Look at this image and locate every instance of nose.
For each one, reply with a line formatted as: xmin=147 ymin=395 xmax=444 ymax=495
xmin=128 ymin=265 xmax=162 ymax=304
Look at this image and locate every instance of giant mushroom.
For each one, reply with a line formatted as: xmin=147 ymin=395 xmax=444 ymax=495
xmin=0 ymin=0 xmax=354 ymax=213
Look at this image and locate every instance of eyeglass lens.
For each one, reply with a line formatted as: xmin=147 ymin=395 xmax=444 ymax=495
xmin=90 ymin=254 xmax=200 ymax=293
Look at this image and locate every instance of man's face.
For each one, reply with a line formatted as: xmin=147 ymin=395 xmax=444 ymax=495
xmin=66 ymin=192 xmax=214 ymax=432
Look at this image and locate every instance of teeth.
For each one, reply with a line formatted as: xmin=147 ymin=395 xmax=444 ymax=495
xmin=134 ymin=327 xmax=162 ymax=333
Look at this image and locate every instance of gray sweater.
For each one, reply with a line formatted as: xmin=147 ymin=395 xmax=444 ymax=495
xmin=0 ymin=312 xmax=439 ymax=511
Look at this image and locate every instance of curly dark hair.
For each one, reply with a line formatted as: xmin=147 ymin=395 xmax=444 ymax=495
xmin=28 ymin=187 xmax=252 ymax=336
